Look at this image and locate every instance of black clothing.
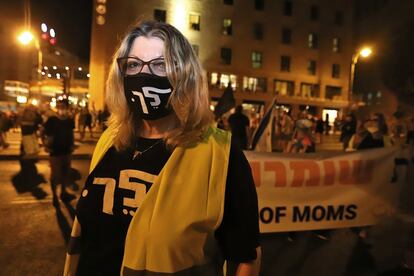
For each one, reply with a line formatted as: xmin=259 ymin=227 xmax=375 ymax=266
xmin=84 ymin=113 xmax=92 ymax=126
xmin=356 ymin=131 xmax=384 ymax=150
xmin=340 ymin=120 xmax=357 ymax=149
xmin=315 ymin=119 xmax=324 ymax=134
xmin=75 ymin=138 xmax=259 ymax=275
xmin=228 ymin=112 xmax=250 ymax=149
xmin=43 ymin=116 xmax=75 ymax=156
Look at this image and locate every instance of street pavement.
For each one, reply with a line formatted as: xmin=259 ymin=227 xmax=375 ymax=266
xmin=0 ymin=131 xmax=413 ymax=275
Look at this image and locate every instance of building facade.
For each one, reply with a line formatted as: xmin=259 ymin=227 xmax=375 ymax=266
xmin=90 ymin=0 xmax=354 ymax=119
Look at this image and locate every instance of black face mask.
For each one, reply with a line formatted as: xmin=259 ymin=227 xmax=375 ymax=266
xmin=123 ymin=73 xmax=174 ymax=120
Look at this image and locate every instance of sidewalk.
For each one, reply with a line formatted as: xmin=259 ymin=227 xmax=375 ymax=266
xmin=0 ymin=130 xmax=101 ymax=160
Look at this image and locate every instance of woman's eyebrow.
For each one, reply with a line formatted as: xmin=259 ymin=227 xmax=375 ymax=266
xmin=127 ymin=55 xmax=164 ymax=60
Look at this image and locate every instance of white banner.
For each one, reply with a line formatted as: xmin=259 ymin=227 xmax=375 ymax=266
xmin=245 ymin=146 xmax=413 ymax=233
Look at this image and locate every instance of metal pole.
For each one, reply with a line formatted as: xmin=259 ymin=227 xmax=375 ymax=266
xmin=34 ymin=38 xmax=42 ymax=97
xmin=348 ymin=53 xmax=359 ymax=105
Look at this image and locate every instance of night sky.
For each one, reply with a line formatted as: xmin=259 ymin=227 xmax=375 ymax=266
xmin=31 ymin=0 xmax=93 ymax=62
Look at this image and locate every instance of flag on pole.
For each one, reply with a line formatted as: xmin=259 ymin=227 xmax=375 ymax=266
xmin=250 ymin=97 xmax=278 ymax=151
xmin=213 ymin=84 xmax=235 ymax=119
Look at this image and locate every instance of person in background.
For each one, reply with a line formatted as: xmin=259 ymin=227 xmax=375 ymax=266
xmin=43 ymin=99 xmax=76 ymax=205
xmin=19 ymin=104 xmax=43 ymax=158
xmin=340 ymin=113 xmax=357 ymax=150
xmin=228 ymin=105 xmax=250 ymax=150
xmin=97 ymin=106 xmax=110 ymax=131
xmin=278 ymin=110 xmax=294 ymax=151
xmin=79 ymin=108 xmax=94 ymax=140
xmin=64 ymin=20 xmax=260 ymax=276
xmin=285 ymin=119 xmax=315 ymax=153
xmin=315 ymin=115 xmax=325 ymax=144
xmin=324 ymin=113 xmax=331 ymax=135
xmin=371 ymin=112 xmax=392 ymax=147
xmin=0 ymin=110 xmax=10 ymax=149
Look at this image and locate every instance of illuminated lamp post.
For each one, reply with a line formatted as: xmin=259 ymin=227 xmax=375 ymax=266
xmin=349 ymin=47 xmax=372 ymax=106
xmin=17 ymin=30 xmax=43 ymax=98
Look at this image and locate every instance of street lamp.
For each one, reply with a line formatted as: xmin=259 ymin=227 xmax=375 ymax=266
xmin=349 ymin=47 xmax=372 ymax=104
xmin=17 ymin=30 xmax=43 ymax=97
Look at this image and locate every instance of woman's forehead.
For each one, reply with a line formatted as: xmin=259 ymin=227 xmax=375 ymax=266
xmin=129 ymin=36 xmax=164 ymax=60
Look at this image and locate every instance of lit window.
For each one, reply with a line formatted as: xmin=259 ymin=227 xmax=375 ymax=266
xmin=274 ymin=79 xmax=294 ymax=96
xmin=220 ymin=74 xmax=237 ymax=89
xmin=300 ymin=83 xmax=319 ymax=97
xmin=243 ymin=77 xmax=267 ymax=92
xmin=333 ymin=37 xmax=340 ymax=52
xmin=377 ymin=91 xmax=382 ymax=98
xmin=308 ymin=33 xmax=318 ymax=49
xmin=280 ymin=56 xmax=291 ymax=72
xmin=252 ymin=51 xmax=262 ymax=69
xmin=189 ymin=13 xmax=200 ymax=31
xmin=211 ymin=72 xmax=219 ymax=86
xmin=222 ymin=19 xmax=232 ymax=35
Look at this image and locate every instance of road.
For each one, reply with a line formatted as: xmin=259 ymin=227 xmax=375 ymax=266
xmin=0 ymin=159 xmax=89 ymax=275
xmin=0 ymin=158 xmax=413 ymax=275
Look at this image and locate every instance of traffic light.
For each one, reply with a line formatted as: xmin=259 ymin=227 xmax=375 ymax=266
xmin=39 ymin=23 xmax=57 ymax=53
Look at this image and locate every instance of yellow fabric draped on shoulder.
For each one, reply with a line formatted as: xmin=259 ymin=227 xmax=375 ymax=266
xmin=89 ymin=126 xmax=231 ymax=275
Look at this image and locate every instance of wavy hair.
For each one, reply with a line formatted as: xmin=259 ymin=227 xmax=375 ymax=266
xmin=105 ymin=20 xmax=213 ymax=151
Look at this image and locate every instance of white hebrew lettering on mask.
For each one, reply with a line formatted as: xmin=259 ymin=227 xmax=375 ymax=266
xmin=142 ymin=87 xmax=172 ymax=107
xmin=132 ymin=91 xmax=149 ymax=114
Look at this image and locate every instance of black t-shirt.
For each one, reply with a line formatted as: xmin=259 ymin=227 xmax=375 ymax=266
xmin=75 ymin=137 xmax=259 ymax=275
xmin=43 ymin=116 xmax=75 ymax=156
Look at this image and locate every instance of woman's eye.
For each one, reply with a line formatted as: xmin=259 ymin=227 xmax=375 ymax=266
xmin=153 ymin=61 xmax=166 ymax=69
xmin=127 ymin=61 xmax=140 ymax=69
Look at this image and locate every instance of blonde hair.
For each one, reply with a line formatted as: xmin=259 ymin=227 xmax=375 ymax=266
xmin=106 ymin=21 xmax=213 ymax=151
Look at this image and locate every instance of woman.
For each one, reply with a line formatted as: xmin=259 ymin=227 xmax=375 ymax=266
xmin=64 ymin=21 xmax=260 ymax=276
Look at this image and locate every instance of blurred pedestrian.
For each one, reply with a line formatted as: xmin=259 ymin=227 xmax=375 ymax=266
xmin=315 ymin=115 xmax=324 ymax=144
xmin=285 ymin=119 xmax=315 ymax=153
xmin=43 ymin=99 xmax=76 ymax=205
xmin=278 ymin=111 xmax=294 ymax=151
xmin=64 ymin=20 xmax=260 ymax=275
xmin=228 ymin=105 xmax=250 ymax=149
xmin=0 ymin=110 xmax=10 ymax=149
xmin=97 ymin=107 xmax=110 ymax=131
xmin=340 ymin=113 xmax=357 ymax=150
xmin=324 ymin=113 xmax=331 ymax=135
xmin=79 ymin=108 xmax=93 ymax=140
xmin=19 ymin=104 xmax=42 ymax=158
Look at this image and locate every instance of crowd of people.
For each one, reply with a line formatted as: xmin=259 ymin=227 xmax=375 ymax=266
xmin=0 ymin=104 xmax=110 ymax=152
xmin=223 ymin=105 xmax=414 ymax=153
